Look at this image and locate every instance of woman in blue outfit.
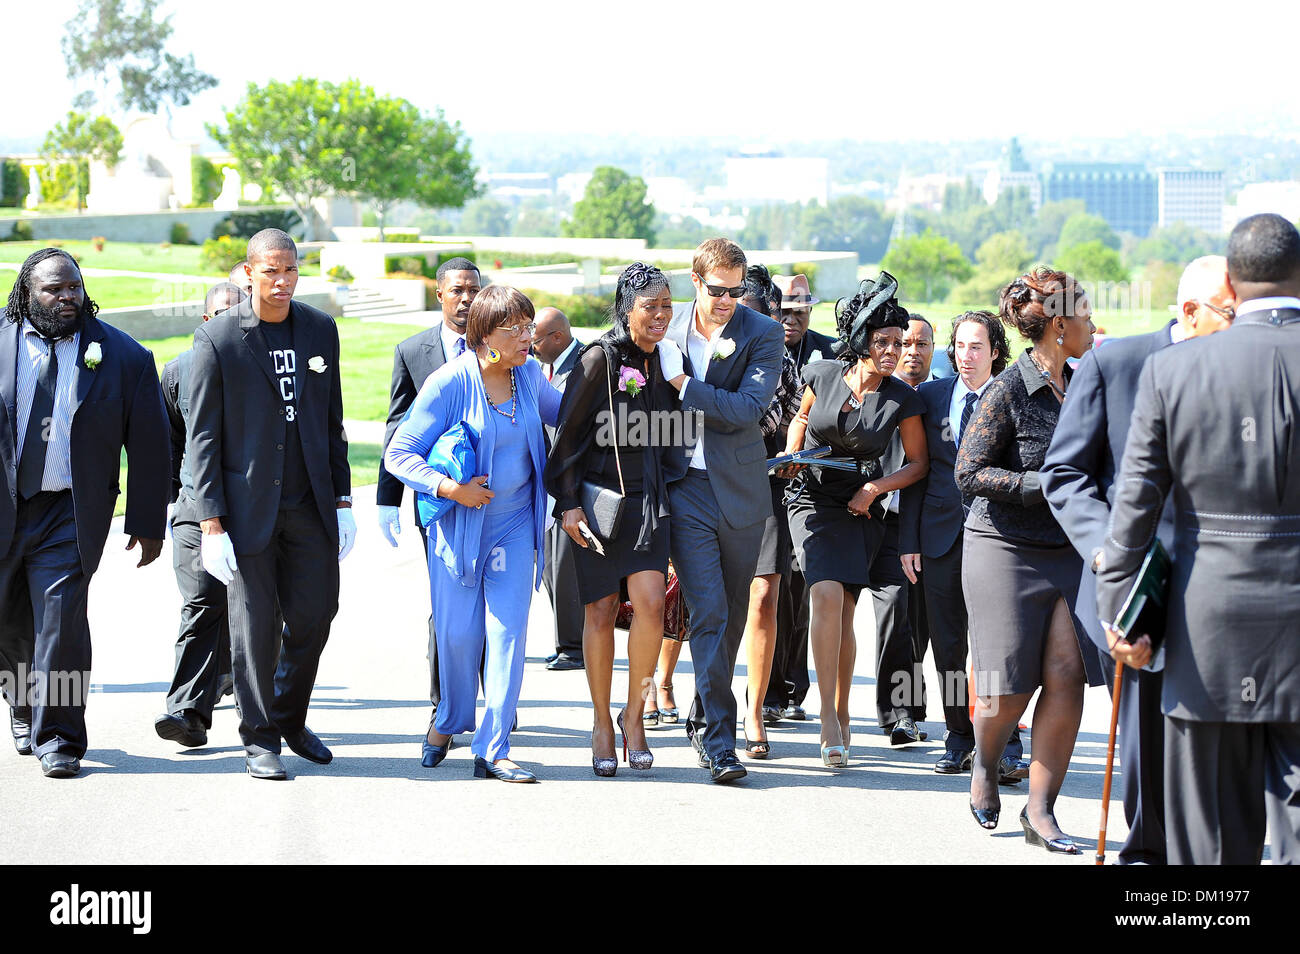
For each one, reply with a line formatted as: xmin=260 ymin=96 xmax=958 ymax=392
xmin=385 ymin=285 xmax=562 ymax=782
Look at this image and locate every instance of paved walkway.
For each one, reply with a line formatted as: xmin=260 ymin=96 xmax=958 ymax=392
xmin=4 ymin=495 xmax=1132 ymax=864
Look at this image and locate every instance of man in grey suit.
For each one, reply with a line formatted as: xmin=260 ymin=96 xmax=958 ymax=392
xmin=658 ymin=238 xmax=784 ymax=782
xmin=1043 ymin=255 xmax=1233 ymax=864
xmin=532 ymin=306 xmax=586 ymax=671
xmin=376 ymin=257 xmax=481 ymax=711
xmin=1096 ymin=213 xmax=1300 ymax=864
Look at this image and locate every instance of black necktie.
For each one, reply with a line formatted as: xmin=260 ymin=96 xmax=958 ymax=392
xmin=958 ymin=390 xmax=978 ymax=447
xmin=18 ymin=337 xmax=58 ymax=499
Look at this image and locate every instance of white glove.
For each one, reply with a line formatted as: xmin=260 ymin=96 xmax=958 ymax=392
xmin=338 ymin=507 xmax=357 ymax=561
xmin=200 ymin=532 xmax=238 ymax=586
xmin=657 ymin=338 xmax=685 ymax=380
xmin=377 ymin=504 xmax=401 ymax=547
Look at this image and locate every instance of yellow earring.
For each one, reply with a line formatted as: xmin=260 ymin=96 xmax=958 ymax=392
xmin=487 ymin=347 xmax=501 ymax=363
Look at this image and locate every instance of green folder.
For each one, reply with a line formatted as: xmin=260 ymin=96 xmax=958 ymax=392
xmin=1113 ymin=538 xmax=1171 ymax=651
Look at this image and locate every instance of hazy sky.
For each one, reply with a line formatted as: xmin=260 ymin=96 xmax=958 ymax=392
xmin=8 ymin=0 xmax=1298 ymax=149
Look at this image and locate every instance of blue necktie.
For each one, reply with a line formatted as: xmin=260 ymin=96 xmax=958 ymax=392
xmin=958 ymin=391 xmax=978 ymax=447
xmin=455 ymin=337 xmax=466 ymax=358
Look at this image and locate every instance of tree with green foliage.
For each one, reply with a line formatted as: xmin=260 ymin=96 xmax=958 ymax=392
xmin=211 ymin=78 xmax=363 ymax=240
xmin=461 ymin=198 xmax=512 ymax=237
xmin=1130 ymin=222 xmax=1224 ymax=267
xmin=40 ymin=111 xmax=124 ymax=211
xmin=563 ymin=166 xmax=655 ymax=243
xmin=62 ymin=0 xmax=216 ymax=114
xmin=1028 ymin=199 xmax=1086 ymax=259
xmin=1059 ymin=212 xmax=1120 ymax=252
xmin=880 ymin=229 xmax=973 ymax=303
xmin=949 ymin=230 xmax=1035 ymax=306
xmin=190 ymin=155 xmax=223 ymax=206
xmin=796 ymin=197 xmax=891 ymax=261
xmin=514 ymin=205 xmax=559 ymax=238
xmin=1056 ymin=240 xmax=1129 ymax=284
xmin=345 ymin=95 xmax=477 ymax=240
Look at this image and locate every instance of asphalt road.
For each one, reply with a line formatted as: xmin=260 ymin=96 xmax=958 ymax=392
xmin=5 ymin=497 xmax=1135 ymax=865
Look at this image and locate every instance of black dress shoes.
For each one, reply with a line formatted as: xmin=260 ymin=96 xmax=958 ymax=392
xmin=935 ymin=748 xmax=974 ymax=774
xmin=545 ymin=653 xmax=583 ymax=671
xmin=709 ymin=752 xmax=747 ymax=783
xmin=543 ymin=652 xmax=560 ymax=664
xmin=40 ymin=753 xmax=81 ymax=778
xmin=154 ymin=710 xmax=208 ymax=748
xmin=688 ymin=731 xmax=709 ymax=768
xmin=889 ymin=717 xmax=922 ymax=745
xmin=761 ymin=705 xmax=783 ymax=726
xmin=246 ymin=753 xmax=288 ymax=780
xmin=283 ymin=727 xmax=333 ymax=764
xmin=781 ymin=705 xmax=807 ymax=721
xmin=999 ymin=756 xmax=1030 ymax=784
xmin=10 ymin=706 xmax=32 ymax=756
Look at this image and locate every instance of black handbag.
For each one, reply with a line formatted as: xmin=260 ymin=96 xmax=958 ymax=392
xmin=578 ymin=356 xmax=626 ymax=546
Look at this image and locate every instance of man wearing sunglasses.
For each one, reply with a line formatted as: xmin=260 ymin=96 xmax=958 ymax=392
xmin=1042 ymin=254 xmax=1233 ymax=864
xmin=658 ymin=238 xmax=784 ymax=782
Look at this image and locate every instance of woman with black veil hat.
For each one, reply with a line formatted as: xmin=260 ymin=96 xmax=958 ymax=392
xmin=778 ymin=273 xmax=928 ymax=766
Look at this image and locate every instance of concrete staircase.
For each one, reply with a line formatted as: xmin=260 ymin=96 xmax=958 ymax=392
xmin=341 ymin=286 xmax=414 ymax=320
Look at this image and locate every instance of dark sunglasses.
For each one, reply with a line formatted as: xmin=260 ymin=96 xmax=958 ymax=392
xmin=695 ymin=274 xmax=746 ymax=299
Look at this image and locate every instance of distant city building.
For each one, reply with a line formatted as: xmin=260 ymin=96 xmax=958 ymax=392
xmin=1040 ymin=161 xmax=1157 ymax=236
xmin=1157 ymin=168 xmax=1224 ymax=233
xmin=983 ymin=137 xmax=1041 ymax=211
xmin=722 ymin=154 xmax=829 ymax=206
xmin=481 ymin=171 xmax=555 ymax=204
xmin=1228 ymin=181 xmax=1300 ymax=228
xmin=890 ymin=172 xmax=966 ymax=213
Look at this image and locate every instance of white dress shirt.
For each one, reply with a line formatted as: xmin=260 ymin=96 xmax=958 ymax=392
xmin=949 ymin=373 xmax=993 ymax=446
xmin=440 ymin=322 xmax=466 ymax=362
xmin=1236 ymin=296 xmax=1300 ymax=319
xmin=15 ymin=326 xmax=79 ymax=493
xmin=683 ymin=314 xmax=718 ymax=470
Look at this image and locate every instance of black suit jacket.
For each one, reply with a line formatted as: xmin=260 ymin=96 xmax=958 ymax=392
xmin=542 ymin=340 xmax=582 ymax=445
xmin=899 ymin=375 xmax=962 ymax=558
xmin=1042 ymin=323 xmax=1176 ymax=658
xmin=1096 ymin=307 xmax=1300 ymax=723
xmin=187 ymin=298 xmax=349 ymax=556
xmin=0 ymin=313 xmax=170 ymax=573
xmin=377 ymin=326 xmax=449 ymax=511
xmin=789 ymin=328 xmax=836 ymax=370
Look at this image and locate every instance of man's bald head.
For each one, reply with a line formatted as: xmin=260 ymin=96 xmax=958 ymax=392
xmin=205 ymin=281 xmax=246 ymax=318
xmin=532 ymin=306 xmax=573 ymax=364
xmin=1176 ymin=255 xmax=1234 ymax=338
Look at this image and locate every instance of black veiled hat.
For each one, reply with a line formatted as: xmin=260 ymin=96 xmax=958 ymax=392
xmin=834 ymin=270 xmax=910 ymax=358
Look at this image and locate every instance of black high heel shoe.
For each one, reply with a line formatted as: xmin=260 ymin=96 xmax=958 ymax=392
xmin=1020 ymin=807 xmax=1082 ymax=854
xmin=421 ymin=720 xmax=452 ymax=768
xmin=617 ymin=709 xmax=653 ymax=770
xmin=969 ymin=801 xmax=1000 ymax=829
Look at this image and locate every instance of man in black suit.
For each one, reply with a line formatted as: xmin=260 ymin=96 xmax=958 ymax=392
xmin=532 ymin=306 xmax=585 ymax=671
xmin=153 ymin=282 xmax=247 ymax=748
xmin=0 ymin=248 xmax=170 ymax=777
xmin=1097 ymin=214 xmax=1300 ymax=864
xmin=376 ymin=257 xmax=480 ymax=712
xmin=900 ymin=311 xmax=1024 ymax=776
xmin=188 ymin=229 xmax=353 ymax=780
xmin=765 ymin=273 xmax=834 ymax=722
xmin=1043 ymin=255 xmax=1233 ymax=864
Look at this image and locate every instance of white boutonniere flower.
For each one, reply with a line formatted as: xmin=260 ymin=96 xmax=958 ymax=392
xmin=807 ymin=349 xmax=823 ymax=363
xmin=711 ymin=336 xmax=737 ymax=361
xmin=84 ymin=341 xmax=103 ymax=370
xmin=307 ymin=355 xmax=328 ymax=373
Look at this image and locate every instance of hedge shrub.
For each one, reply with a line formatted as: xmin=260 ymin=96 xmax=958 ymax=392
xmin=201 ymin=235 xmax=249 ymax=274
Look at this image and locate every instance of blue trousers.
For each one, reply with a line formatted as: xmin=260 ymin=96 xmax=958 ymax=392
xmin=429 ymin=504 xmax=535 ymax=761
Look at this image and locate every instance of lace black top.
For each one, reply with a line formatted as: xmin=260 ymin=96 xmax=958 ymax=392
xmin=955 ymin=349 xmax=1072 ymax=546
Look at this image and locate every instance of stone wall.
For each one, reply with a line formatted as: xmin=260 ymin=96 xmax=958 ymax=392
xmin=0 ymin=207 xmax=291 ymax=244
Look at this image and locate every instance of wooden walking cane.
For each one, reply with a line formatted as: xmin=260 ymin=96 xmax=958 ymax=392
xmin=1096 ymin=658 xmax=1125 ymax=865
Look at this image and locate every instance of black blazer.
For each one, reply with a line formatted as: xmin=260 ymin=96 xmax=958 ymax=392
xmin=899 ymin=375 xmax=962 ymax=558
xmin=790 ymin=328 xmax=836 ymax=370
xmin=0 ymin=312 xmax=170 ymax=573
xmin=1042 ymin=323 xmax=1176 ymax=658
xmin=187 ymin=298 xmax=349 ymax=556
xmin=543 ymin=340 xmax=583 ymax=444
xmin=377 ymin=326 xmax=449 ymax=510
xmin=1096 ymin=307 xmax=1300 ymax=723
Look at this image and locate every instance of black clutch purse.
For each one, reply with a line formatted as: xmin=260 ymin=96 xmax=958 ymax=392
xmin=578 ymin=355 xmax=627 ymax=547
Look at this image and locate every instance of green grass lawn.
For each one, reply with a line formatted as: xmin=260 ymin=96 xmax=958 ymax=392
xmin=0 ymin=268 xmax=200 ymax=311
xmin=137 ymin=317 xmax=429 ymax=421
xmin=0 ymin=240 xmax=320 ymax=277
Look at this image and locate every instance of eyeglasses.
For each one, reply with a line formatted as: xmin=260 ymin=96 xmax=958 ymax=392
xmin=695 ymin=274 xmax=746 ymax=299
xmin=1198 ymin=300 xmax=1235 ymax=322
xmin=497 ymin=321 xmax=536 ymax=338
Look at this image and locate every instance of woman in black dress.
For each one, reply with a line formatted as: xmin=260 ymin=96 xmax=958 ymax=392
xmin=780 ymin=274 xmax=928 ymax=766
xmin=544 ymin=263 xmax=685 ymax=777
xmin=955 ymin=267 xmax=1104 ymax=853
xmin=738 ymin=265 xmax=802 ymax=758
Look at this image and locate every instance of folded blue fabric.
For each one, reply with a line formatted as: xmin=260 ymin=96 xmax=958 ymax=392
xmin=416 ymin=421 xmax=480 ymax=528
